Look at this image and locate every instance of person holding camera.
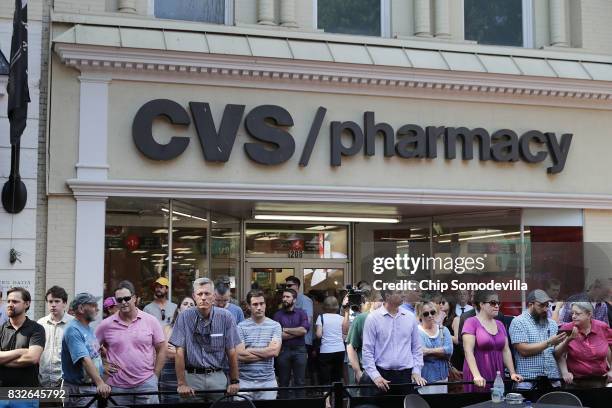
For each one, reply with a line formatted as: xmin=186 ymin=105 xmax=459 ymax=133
xmin=315 ymin=297 xmax=345 ymax=384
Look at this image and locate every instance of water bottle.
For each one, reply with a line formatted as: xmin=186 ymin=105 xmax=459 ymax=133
xmin=491 ymin=371 xmax=504 ymax=403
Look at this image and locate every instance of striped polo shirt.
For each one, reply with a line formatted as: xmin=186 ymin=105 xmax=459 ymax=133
xmin=237 ymin=317 xmax=282 ymax=381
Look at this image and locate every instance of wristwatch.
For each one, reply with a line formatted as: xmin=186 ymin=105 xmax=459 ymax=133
xmin=230 ymin=379 xmax=240 ymax=385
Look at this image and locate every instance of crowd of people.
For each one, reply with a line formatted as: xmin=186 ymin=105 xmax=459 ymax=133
xmin=0 ymin=276 xmax=610 ymax=407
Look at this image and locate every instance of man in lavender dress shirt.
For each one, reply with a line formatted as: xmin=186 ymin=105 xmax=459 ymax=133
xmin=361 ymin=288 xmax=426 ymax=395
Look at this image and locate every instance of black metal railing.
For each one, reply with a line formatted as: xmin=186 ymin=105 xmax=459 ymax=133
xmin=69 ymin=377 xmax=611 ymax=408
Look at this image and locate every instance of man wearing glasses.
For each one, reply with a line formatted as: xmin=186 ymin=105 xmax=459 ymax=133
xmin=170 ymin=277 xmax=241 ymax=401
xmin=144 ymin=277 xmax=177 ymax=327
xmin=95 ymin=280 xmax=167 ymax=405
xmin=509 ymin=289 xmax=568 ymax=389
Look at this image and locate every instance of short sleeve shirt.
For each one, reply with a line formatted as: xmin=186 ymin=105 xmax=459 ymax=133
xmin=559 ymin=320 xmax=612 ymax=378
xmin=316 ymin=313 xmax=345 ymax=353
xmin=509 ymin=311 xmax=560 ymax=380
xmin=0 ymin=317 xmax=46 ymax=386
xmin=95 ymin=309 xmax=165 ymax=387
xmin=346 ymin=312 xmax=369 ymax=362
xmin=61 ymin=320 xmax=104 ymax=385
xmin=143 ymin=301 xmax=177 ymax=327
xmin=237 ymin=318 xmax=282 ymax=382
xmin=226 ymin=303 xmax=245 ymax=324
xmin=169 ymin=307 xmax=240 ymax=369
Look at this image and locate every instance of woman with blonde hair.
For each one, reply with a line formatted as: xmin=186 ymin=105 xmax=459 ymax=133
xmin=417 ymin=301 xmax=453 ymax=394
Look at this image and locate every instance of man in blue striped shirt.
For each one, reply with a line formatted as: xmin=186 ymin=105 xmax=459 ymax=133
xmin=236 ymin=289 xmax=282 ymax=400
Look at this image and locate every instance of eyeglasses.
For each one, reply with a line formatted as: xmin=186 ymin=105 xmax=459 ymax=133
xmin=486 ymin=300 xmax=501 ymax=307
xmin=422 ymin=310 xmax=437 ymax=318
xmin=115 ymin=295 xmax=133 ymax=304
xmin=161 ymin=309 xmax=166 ymax=321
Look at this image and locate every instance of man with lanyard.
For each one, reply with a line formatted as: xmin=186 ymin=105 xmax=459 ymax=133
xmin=361 ymin=288 xmax=426 ymax=395
xmin=170 ymin=277 xmax=241 ymax=401
xmin=510 ymin=289 xmax=568 ymax=389
xmin=144 ymin=277 xmax=177 ymax=327
xmin=38 ymin=285 xmax=73 ymax=387
xmin=0 ymin=287 xmax=45 ymax=387
xmin=62 ymin=293 xmax=111 ymax=407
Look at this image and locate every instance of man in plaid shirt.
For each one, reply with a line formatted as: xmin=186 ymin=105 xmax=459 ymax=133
xmin=558 ymin=279 xmax=609 ymax=326
xmin=509 ymin=290 xmax=567 ymax=389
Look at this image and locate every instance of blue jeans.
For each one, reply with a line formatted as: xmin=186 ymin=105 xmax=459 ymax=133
xmin=277 ymin=345 xmax=307 ymax=398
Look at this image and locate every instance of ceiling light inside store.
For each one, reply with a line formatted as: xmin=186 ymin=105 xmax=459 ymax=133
xmin=152 ymin=229 xmax=178 ymax=234
xmin=179 ymin=235 xmax=204 ymax=240
xmin=161 ymin=208 xmax=214 ymax=222
xmin=254 ymin=214 xmax=399 ymax=223
xmin=140 ymin=257 xmax=148 ymax=260
xmin=185 ymin=258 xmax=197 ymax=261
xmin=306 ymin=225 xmax=338 ymax=230
xmin=151 ymin=253 xmax=166 ymax=257
xmin=108 ymin=247 xmax=123 ymax=251
xmin=179 ymin=263 xmax=192 ymax=266
xmin=131 ymin=250 xmax=147 ymax=254
xmin=436 ymin=230 xmax=530 ymax=243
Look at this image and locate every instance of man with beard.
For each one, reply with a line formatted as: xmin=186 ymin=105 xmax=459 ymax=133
xmin=62 ymin=293 xmax=111 ymax=407
xmin=0 ymin=287 xmax=45 ymax=387
xmin=509 ymin=289 xmax=567 ymax=389
xmin=144 ymin=277 xmax=177 ymax=327
xmin=273 ymin=288 xmax=310 ymax=398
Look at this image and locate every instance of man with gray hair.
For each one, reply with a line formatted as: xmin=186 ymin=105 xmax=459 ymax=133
xmin=170 ymin=277 xmax=241 ymax=401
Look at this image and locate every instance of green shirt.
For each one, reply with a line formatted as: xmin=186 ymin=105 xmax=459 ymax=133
xmin=346 ymin=312 xmax=369 ymax=362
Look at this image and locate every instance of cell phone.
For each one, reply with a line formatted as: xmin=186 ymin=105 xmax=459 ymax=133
xmin=557 ymin=327 xmax=573 ymax=335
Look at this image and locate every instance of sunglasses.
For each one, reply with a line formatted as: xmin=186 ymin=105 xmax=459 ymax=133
xmin=438 ymin=301 xmax=447 ymax=305
xmin=422 ymin=310 xmax=437 ymax=318
xmin=161 ymin=309 xmax=166 ymax=321
xmin=115 ymin=295 xmax=133 ymax=304
xmin=486 ymin=300 xmax=501 ymax=307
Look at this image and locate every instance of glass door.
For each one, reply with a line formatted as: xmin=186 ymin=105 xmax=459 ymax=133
xmin=246 ymin=262 xmax=299 ymax=316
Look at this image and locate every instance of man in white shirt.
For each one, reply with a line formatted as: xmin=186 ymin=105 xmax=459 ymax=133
xmin=37 ymin=286 xmax=73 ymax=387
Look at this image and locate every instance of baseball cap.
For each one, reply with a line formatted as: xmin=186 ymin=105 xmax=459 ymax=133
xmin=154 ymin=277 xmax=169 ymax=287
xmin=70 ymin=293 xmax=101 ymax=311
xmin=103 ymin=297 xmax=117 ymax=309
xmin=526 ymin=289 xmax=553 ymax=304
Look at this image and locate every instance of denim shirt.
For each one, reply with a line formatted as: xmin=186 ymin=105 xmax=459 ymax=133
xmin=418 ymin=325 xmax=453 ymax=383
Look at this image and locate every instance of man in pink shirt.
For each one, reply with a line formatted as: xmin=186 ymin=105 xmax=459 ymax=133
xmin=96 ymin=280 xmax=166 ymax=405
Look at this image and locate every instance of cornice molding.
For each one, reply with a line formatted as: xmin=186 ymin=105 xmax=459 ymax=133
xmin=54 ymin=43 xmax=612 ymax=109
xmin=66 ymin=179 xmax=612 ymax=210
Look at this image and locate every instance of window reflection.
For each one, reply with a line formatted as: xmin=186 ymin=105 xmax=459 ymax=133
xmin=246 ymin=224 xmax=348 ymax=259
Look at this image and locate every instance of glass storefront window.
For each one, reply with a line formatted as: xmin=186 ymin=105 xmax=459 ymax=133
xmin=245 ymin=223 xmax=348 ymax=259
xmin=104 ymin=198 xmax=170 ymax=306
xmin=317 ymin=0 xmax=382 ymax=37
xmin=170 ymin=201 xmax=209 ymax=302
xmin=355 ymin=220 xmax=431 ymax=286
xmin=211 ymin=211 xmax=241 ymax=300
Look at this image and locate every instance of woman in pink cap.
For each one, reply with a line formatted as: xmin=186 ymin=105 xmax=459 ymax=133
xmin=103 ymin=297 xmax=118 ymax=318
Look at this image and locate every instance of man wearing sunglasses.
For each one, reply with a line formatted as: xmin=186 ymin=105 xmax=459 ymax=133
xmin=144 ymin=277 xmax=177 ymax=327
xmin=509 ymin=289 xmax=567 ymax=390
xmin=95 ymin=280 xmax=167 ymax=405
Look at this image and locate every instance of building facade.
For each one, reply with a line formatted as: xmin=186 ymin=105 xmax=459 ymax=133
xmin=1 ymin=0 xmax=46 ymax=315
xmin=44 ymin=0 xmax=612 ymax=313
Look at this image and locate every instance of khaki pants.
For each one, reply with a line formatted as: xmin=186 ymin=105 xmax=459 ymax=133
xmin=62 ymin=381 xmax=98 ymax=408
xmin=184 ymin=371 xmax=227 ymax=402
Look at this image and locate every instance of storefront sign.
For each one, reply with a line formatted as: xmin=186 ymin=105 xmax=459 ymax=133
xmin=132 ymin=99 xmax=573 ymax=174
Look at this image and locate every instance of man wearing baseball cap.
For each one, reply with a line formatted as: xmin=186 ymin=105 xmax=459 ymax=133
xmin=509 ymin=289 xmax=567 ymax=389
xmin=144 ymin=276 xmax=177 ymax=327
xmin=62 ymin=293 xmax=111 ymax=407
